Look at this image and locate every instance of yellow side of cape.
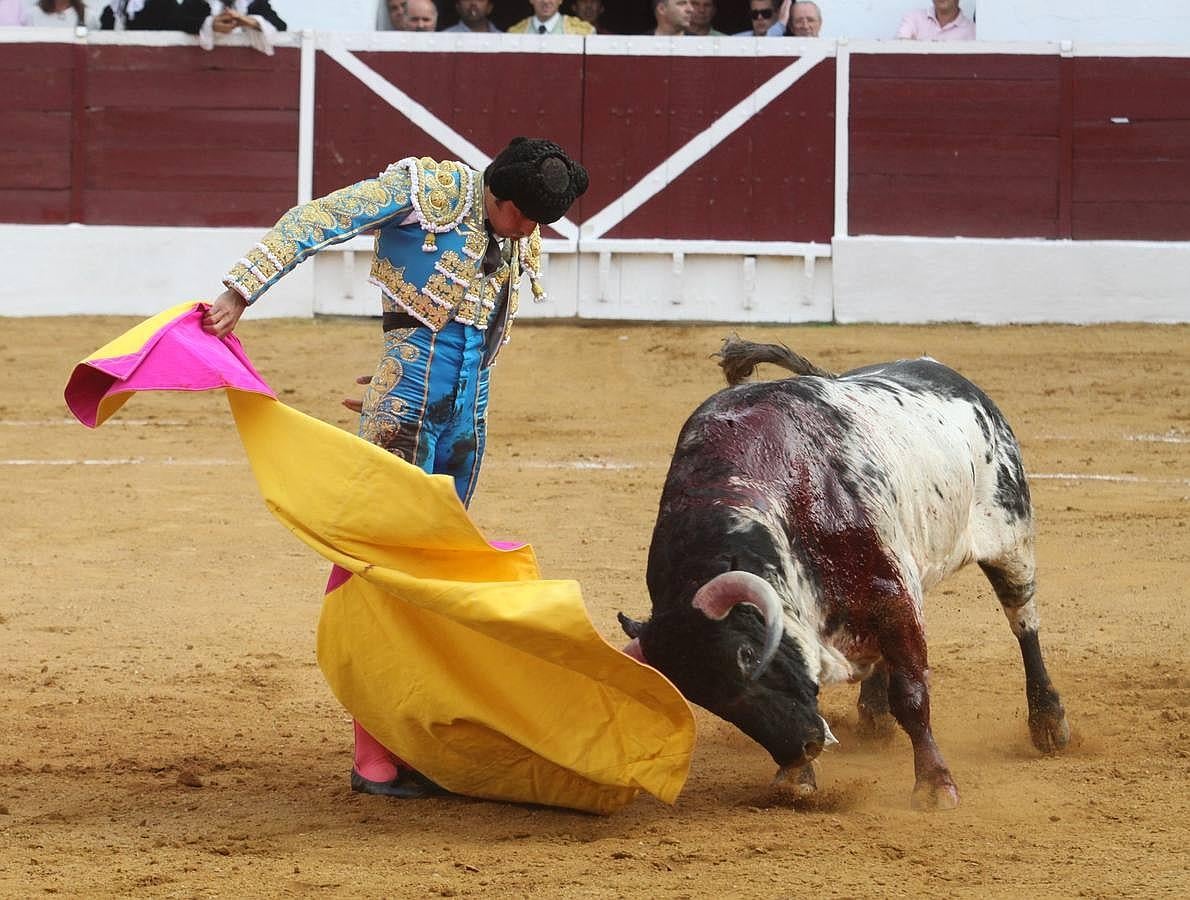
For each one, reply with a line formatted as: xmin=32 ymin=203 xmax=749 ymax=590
xmin=228 ymin=390 xmax=694 ymax=814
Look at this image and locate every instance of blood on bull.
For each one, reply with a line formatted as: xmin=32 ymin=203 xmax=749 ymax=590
xmin=619 ymin=337 xmax=1070 ymax=809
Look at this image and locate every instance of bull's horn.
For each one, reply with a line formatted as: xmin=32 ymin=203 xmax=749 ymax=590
xmin=820 ymin=716 xmax=839 ymax=748
xmin=617 ymin=611 xmax=645 ymax=639
xmin=691 ymin=571 xmax=784 ymax=681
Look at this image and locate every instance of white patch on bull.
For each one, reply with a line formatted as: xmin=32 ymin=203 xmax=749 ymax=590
xmin=725 ymin=506 xmax=840 ymax=688
xmin=1005 ymin=596 xmax=1041 ymax=637
xmin=821 ymin=370 xmax=1029 ymax=599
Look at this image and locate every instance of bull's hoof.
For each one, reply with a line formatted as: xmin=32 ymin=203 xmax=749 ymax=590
xmin=1029 ymin=708 xmax=1071 ymax=754
xmin=773 ymin=762 xmax=817 ymax=798
xmin=910 ymin=779 xmax=960 ymax=811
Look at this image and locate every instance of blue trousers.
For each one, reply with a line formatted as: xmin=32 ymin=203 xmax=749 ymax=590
xmin=358 ymin=321 xmax=490 ymax=506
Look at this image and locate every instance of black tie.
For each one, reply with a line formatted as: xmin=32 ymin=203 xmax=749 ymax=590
xmin=481 ymin=223 xmax=504 ymax=277
xmin=537 ymin=24 xmax=546 ymax=34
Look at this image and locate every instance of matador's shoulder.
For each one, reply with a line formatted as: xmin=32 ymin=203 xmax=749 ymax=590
xmin=381 ymin=156 xmax=479 ymax=235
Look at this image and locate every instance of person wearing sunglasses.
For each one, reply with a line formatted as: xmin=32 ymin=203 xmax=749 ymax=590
xmin=734 ymin=0 xmax=778 ymax=37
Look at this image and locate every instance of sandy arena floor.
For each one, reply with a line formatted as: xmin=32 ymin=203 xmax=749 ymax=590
xmin=1 ymin=317 xmax=1187 ymax=898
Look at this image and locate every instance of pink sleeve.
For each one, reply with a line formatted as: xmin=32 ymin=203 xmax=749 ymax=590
xmin=895 ymin=12 xmax=916 ymax=39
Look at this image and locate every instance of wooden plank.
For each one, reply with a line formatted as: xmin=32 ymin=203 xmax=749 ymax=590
xmin=851 ymin=133 xmax=1059 ymax=178
xmin=1074 ymin=121 xmax=1190 ymax=160
xmin=88 ymin=68 xmax=299 ymax=110
xmin=86 ymin=108 xmax=298 ymax=152
xmin=851 ymin=79 xmax=1060 ymax=131
xmin=1058 ymin=55 xmax=1074 ymax=239
xmin=83 ymin=189 xmax=296 ymax=227
xmin=849 ymin=173 xmax=1058 ymax=238
xmin=853 ymin=54 xmax=1059 ymax=81
xmin=0 ymin=150 xmax=71 ymax=190
xmin=0 ymin=43 xmax=73 ymax=71
xmin=849 ymin=109 xmax=1058 ymax=138
xmin=0 ymin=68 xmax=72 ymax=110
xmin=72 ymin=41 xmax=87 ymax=228
xmin=1074 ymin=160 xmax=1190 ymax=202
xmin=1072 ymin=58 xmax=1190 ymax=121
xmin=87 ymin=44 xmax=299 ymax=75
xmin=1073 ymin=201 xmax=1190 ymax=240
xmin=0 ymin=189 xmax=71 ymax=224
xmin=0 ymin=111 xmax=72 ymax=150
xmin=84 ymin=146 xmax=297 ymax=193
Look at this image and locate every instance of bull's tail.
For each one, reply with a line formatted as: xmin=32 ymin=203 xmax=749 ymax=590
xmin=717 ymin=335 xmax=835 ymax=386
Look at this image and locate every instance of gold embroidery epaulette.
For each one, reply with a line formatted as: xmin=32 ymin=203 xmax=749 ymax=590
xmin=397 ymin=156 xmax=475 ymax=254
xmin=520 ymin=228 xmax=547 ymax=303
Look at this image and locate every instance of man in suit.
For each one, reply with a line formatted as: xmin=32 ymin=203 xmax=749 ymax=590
xmin=508 ymin=0 xmax=595 ymax=35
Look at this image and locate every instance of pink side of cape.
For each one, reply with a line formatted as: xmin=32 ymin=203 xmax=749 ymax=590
xmin=65 ymin=306 xmax=274 ymax=427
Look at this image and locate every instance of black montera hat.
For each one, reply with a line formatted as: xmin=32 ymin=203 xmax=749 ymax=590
xmin=485 ymin=137 xmax=589 ymax=225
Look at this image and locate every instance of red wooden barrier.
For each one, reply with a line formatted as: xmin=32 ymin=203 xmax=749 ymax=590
xmin=581 ymin=54 xmax=835 ymax=243
xmin=1071 ymin=58 xmax=1190 ymax=240
xmin=0 ymin=43 xmax=74 ymax=223
xmin=849 ymin=54 xmax=1064 ymax=239
xmin=1 ymin=41 xmax=1187 ymax=243
xmin=314 ymin=49 xmax=584 ymax=235
xmin=81 ymin=45 xmax=300 ymax=226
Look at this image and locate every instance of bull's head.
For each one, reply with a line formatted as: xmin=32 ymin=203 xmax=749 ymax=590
xmin=619 ymin=570 xmax=832 ymax=773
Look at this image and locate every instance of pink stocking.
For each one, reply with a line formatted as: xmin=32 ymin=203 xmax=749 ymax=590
xmin=352 ymin=720 xmax=405 ymax=782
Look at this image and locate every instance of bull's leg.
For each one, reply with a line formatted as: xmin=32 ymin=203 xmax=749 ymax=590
xmin=856 ymin=662 xmax=896 ymax=741
xmin=887 ymin=666 xmax=959 ymax=810
xmin=880 ymin=621 xmax=959 ymax=810
xmin=979 ymin=562 xmax=1070 ymax=753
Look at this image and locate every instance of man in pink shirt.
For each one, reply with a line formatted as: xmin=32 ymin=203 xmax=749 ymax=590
xmin=896 ymin=0 xmax=975 ymax=41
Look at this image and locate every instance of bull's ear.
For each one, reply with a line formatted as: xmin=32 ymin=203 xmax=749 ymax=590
xmin=617 ymin=611 xmax=646 ymax=639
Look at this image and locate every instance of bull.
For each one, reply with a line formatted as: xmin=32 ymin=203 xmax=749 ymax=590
xmin=619 ymin=338 xmax=1070 ymax=809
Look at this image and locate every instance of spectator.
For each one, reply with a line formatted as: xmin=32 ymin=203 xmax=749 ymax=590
xmin=0 ymin=0 xmax=29 ymax=25
xmin=686 ymin=0 xmax=723 ymax=36
xmin=444 ymin=0 xmax=498 ymax=33
xmin=651 ymin=0 xmax=691 ymax=36
xmin=786 ymin=0 xmax=822 ymax=36
xmin=735 ymin=0 xmax=778 ymax=36
xmin=508 ymin=0 xmax=594 ymax=35
xmin=572 ymin=0 xmax=613 ymax=34
xmin=179 ymin=1 xmax=286 ymax=54
xmin=378 ymin=0 xmax=404 ymax=30
xmin=26 ymin=0 xmax=100 ymax=27
xmin=98 ymin=0 xmax=192 ymax=28
xmin=896 ymin=0 xmax=975 ymax=41
xmin=404 ymin=0 xmax=436 ymax=31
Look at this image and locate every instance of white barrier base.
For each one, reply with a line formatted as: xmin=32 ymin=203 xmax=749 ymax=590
xmin=1 ymin=225 xmax=1186 ymax=324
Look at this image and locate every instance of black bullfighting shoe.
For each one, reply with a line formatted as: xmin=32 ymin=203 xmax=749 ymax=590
xmin=350 ymin=767 xmax=447 ymax=799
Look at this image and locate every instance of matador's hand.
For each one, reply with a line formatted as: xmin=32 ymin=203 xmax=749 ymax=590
xmin=342 ymin=374 xmax=372 ymax=414
xmin=202 ymin=289 xmax=247 ymax=337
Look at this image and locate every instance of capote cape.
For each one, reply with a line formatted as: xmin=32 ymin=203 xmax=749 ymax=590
xmin=64 ymin=301 xmax=694 ymax=814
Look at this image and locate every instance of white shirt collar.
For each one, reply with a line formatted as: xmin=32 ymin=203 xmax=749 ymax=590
xmin=531 ymin=13 xmax=562 ymax=33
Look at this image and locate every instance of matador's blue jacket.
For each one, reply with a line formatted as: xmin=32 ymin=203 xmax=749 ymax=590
xmin=222 ymin=156 xmax=546 ymax=365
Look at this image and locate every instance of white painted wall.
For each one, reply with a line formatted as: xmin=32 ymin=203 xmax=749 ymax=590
xmin=0 ymin=225 xmax=312 ymax=319
xmin=978 ymin=0 xmax=1190 ymax=44
xmin=808 ymin=0 xmax=978 ymax=41
xmin=833 ymin=237 xmax=1190 ymax=324
xmin=271 ymin=0 xmax=379 ymax=32
xmin=3 ymin=225 xmax=1186 ymax=324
